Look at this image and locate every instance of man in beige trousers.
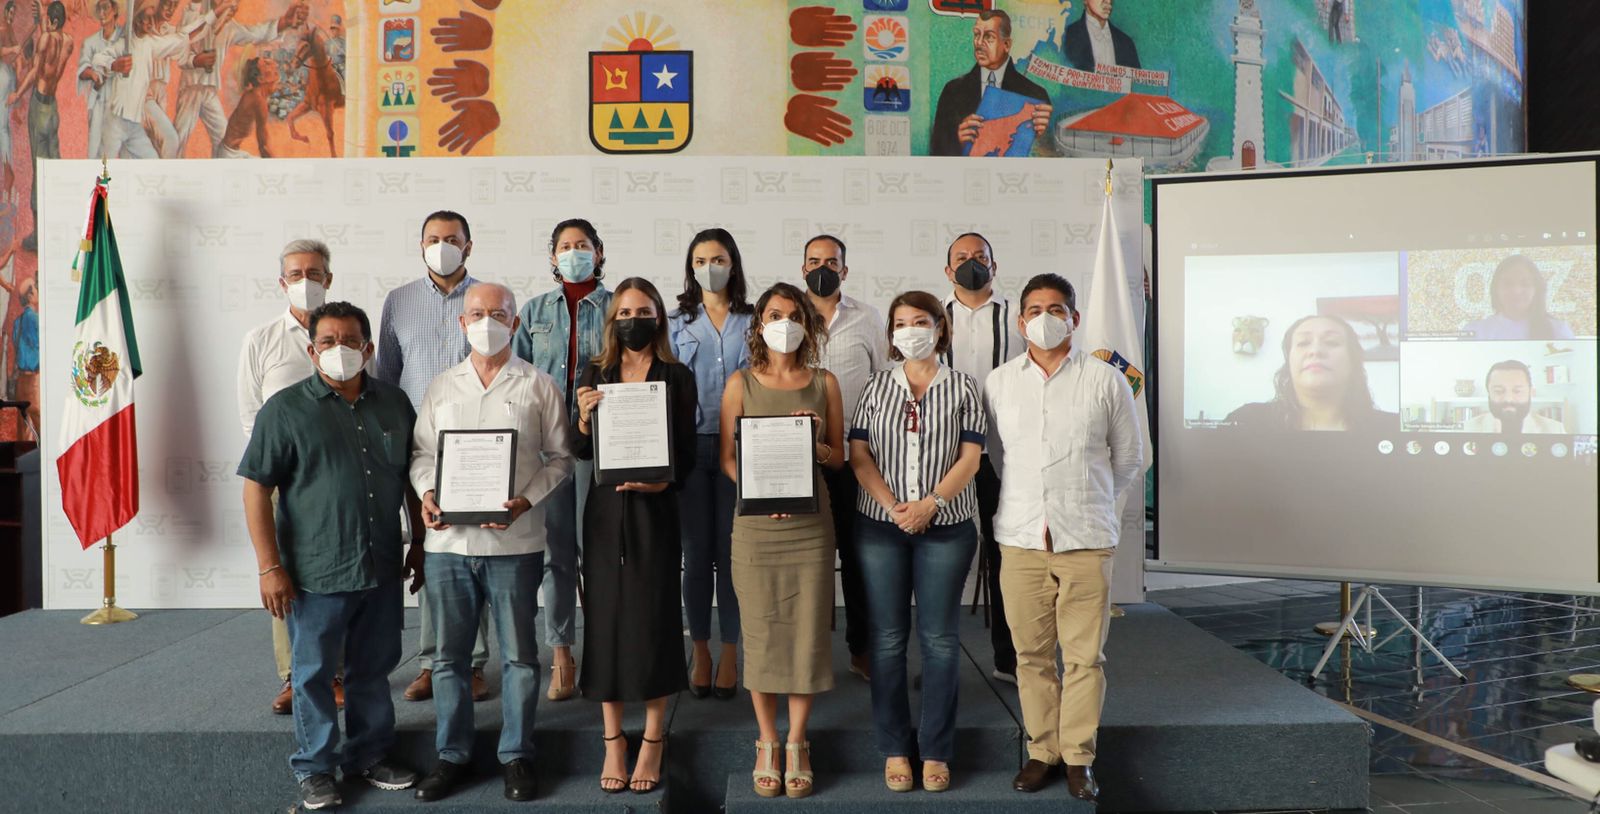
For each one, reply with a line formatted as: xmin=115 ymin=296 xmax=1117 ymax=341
xmin=984 ymin=273 xmax=1142 ymax=802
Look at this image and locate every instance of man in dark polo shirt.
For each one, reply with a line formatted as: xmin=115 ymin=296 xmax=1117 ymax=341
xmin=238 ymin=301 xmax=424 ymax=811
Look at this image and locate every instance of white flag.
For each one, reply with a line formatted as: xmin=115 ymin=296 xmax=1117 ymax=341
xmin=1080 ymin=190 xmax=1152 ymax=474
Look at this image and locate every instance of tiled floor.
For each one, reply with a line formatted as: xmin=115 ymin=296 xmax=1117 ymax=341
xmin=1152 ymin=579 xmax=1600 ymax=814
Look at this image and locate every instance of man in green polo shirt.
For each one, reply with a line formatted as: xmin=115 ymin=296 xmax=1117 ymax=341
xmin=238 ymin=301 xmax=425 ymax=811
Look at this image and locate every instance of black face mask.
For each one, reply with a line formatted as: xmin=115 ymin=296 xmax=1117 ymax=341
xmin=615 ymin=317 xmax=658 ymax=351
xmin=954 ymin=258 xmax=992 ymax=291
xmin=805 ymin=266 xmax=841 ymax=298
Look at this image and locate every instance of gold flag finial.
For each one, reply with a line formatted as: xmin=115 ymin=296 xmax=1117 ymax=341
xmin=1104 ymin=158 xmax=1114 ymax=198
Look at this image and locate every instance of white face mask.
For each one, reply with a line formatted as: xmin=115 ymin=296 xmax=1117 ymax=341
xmin=317 ymin=344 xmax=366 ymax=382
xmin=1025 ymin=312 xmax=1071 ymax=351
xmin=762 ymin=319 xmax=805 ymax=354
xmin=892 ymin=326 xmax=938 ymax=361
xmin=465 ymin=316 xmax=511 ymax=356
xmin=424 ymin=242 xmax=465 ymax=276
xmin=285 ymin=279 xmax=325 ymax=312
xmin=696 ymin=262 xmax=731 ymax=293
xmin=555 ymin=249 xmax=596 ymax=283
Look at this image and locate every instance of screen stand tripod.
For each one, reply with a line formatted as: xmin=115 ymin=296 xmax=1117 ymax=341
xmin=1309 ymin=584 xmax=1464 ymax=683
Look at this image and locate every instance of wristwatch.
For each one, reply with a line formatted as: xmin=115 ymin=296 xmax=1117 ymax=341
xmin=931 ymin=492 xmax=948 ymax=511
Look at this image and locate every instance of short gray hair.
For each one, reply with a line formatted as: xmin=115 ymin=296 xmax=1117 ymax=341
xmin=279 ymin=238 xmax=331 ymax=275
xmin=466 ymin=281 xmax=517 ymax=314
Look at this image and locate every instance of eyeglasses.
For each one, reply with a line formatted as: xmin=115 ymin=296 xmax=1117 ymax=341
xmin=903 ymin=399 xmax=920 ymax=434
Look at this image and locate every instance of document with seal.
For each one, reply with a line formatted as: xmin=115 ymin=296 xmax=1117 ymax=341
xmin=736 ymin=415 xmax=819 ymax=516
xmin=435 ymin=429 xmax=518 ymax=525
xmin=594 ymin=381 xmax=674 ymax=485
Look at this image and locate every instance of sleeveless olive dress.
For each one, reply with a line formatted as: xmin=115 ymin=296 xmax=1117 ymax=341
xmin=730 ymin=371 xmax=836 ymax=695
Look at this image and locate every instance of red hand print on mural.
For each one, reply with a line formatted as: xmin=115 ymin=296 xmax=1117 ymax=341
xmin=789 ymin=6 xmax=856 ymax=48
xmin=428 ymin=60 xmax=491 ymax=103
xmin=790 ymin=52 xmax=858 ymax=92
xmin=439 ymin=99 xmax=500 ymax=155
xmin=432 ymin=12 xmax=494 ymax=53
xmin=785 ymin=94 xmax=853 ymax=147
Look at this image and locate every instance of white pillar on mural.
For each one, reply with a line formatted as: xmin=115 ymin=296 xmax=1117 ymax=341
xmin=1228 ymin=0 xmax=1266 ymax=169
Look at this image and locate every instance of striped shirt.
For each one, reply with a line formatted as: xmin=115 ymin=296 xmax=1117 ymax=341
xmin=375 ymin=274 xmax=477 ymax=410
xmin=942 ymin=292 xmax=1024 ymax=399
xmin=848 ymin=364 xmax=987 ymax=526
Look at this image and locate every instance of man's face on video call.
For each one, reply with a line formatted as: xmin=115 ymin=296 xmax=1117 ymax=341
xmin=1486 ymin=368 xmax=1532 ymax=429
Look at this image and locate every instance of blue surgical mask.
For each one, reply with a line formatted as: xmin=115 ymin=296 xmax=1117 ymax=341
xmin=555 ymin=249 xmax=596 ymax=283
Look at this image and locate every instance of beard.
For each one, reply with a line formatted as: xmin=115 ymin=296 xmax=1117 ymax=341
xmin=1488 ymin=399 xmax=1531 ymax=434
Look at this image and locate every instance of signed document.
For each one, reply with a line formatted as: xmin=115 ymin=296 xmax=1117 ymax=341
xmin=594 ymin=381 xmax=674 ymax=485
xmin=435 ymin=429 xmax=518 ymax=524
xmin=736 ymin=415 xmax=819 ymax=516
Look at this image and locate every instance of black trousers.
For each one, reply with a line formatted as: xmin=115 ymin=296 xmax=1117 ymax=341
xmin=823 ymin=464 xmax=868 ymax=656
xmin=976 ymin=456 xmax=1015 ymax=672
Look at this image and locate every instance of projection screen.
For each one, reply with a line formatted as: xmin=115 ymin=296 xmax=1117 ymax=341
xmin=1151 ymin=155 xmax=1600 ymax=594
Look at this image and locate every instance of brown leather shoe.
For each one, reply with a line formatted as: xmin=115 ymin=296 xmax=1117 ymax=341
xmin=271 ymin=680 xmax=293 ymax=715
xmin=471 ymin=668 xmax=489 ymax=702
xmin=1012 ymin=759 xmax=1057 ymax=793
xmin=1065 ymin=764 xmax=1099 ymax=802
xmin=403 ymin=669 xmax=433 ymax=702
xmin=332 ymin=677 xmax=345 ymax=711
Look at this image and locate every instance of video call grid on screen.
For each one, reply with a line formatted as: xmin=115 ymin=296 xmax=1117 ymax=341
xmin=1150 ymin=156 xmax=1600 ymax=594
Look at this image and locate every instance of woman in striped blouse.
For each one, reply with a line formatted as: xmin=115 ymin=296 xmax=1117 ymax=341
xmin=847 ymin=290 xmax=987 ymax=794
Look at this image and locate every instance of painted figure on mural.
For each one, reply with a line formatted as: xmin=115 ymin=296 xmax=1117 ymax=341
xmin=176 ymin=0 xmax=300 ymax=158
xmin=0 ymin=1 xmax=19 ymax=199
xmin=930 ymin=9 xmax=1051 ymax=157
xmin=216 ymin=52 xmax=271 ymax=157
xmin=91 ymin=0 xmax=214 ymax=159
xmin=9 ymin=1 xmax=71 ymax=250
xmin=0 ymin=238 xmax=37 ymax=437
xmin=1062 ymin=0 xmax=1140 ymax=72
xmin=285 ymin=1 xmax=340 ymax=157
xmin=78 ymin=0 xmax=124 ymax=160
xmin=141 ymin=0 xmax=189 ymax=158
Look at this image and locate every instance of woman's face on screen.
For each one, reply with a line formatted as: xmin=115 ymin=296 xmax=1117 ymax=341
xmin=1494 ymin=266 xmax=1539 ymax=319
xmin=1288 ymin=317 xmax=1351 ymax=396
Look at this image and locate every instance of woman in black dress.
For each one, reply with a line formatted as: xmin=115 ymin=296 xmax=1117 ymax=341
xmin=571 ymin=277 xmax=698 ymax=794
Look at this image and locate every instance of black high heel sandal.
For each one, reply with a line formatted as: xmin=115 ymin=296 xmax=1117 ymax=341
xmin=599 ymin=733 xmax=628 ymax=794
xmin=630 ymin=735 xmax=667 ymax=794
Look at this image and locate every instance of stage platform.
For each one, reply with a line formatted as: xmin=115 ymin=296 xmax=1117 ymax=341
xmin=0 ymin=603 xmax=1367 ymax=813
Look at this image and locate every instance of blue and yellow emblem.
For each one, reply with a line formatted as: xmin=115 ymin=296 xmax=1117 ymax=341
xmin=589 ymin=16 xmax=692 ymax=154
xmin=1093 ymin=348 xmax=1144 ymax=399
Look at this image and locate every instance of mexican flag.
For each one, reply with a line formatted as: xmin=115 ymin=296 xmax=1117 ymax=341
xmin=56 ymin=178 xmax=142 ymax=549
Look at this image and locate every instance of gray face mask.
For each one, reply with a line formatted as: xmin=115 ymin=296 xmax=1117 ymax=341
xmin=696 ymin=262 xmax=731 ymax=293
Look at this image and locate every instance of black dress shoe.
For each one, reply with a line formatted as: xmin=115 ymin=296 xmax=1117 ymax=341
xmin=1012 ymin=759 xmax=1057 ymax=793
xmin=712 ymin=683 xmax=737 ymax=700
xmin=689 ymin=683 xmax=711 ymax=698
xmin=414 ymin=759 xmax=470 ymax=802
xmin=503 ymin=758 xmax=537 ymax=801
xmin=1065 ymin=764 xmax=1099 ymax=802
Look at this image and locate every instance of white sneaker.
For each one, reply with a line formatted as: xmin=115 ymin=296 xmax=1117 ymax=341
xmin=991 ymin=668 xmax=1017 ymax=685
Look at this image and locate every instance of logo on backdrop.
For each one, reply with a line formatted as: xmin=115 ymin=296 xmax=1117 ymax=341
xmin=589 ymin=15 xmax=692 ymax=154
xmin=1093 ymin=348 xmax=1144 ymax=399
xmin=70 ymin=341 xmax=121 ymax=407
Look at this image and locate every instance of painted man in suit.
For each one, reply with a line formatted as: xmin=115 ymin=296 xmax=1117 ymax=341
xmin=930 ymin=9 xmax=1052 ymax=157
xmin=1063 ymin=0 xmax=1140 ymax=72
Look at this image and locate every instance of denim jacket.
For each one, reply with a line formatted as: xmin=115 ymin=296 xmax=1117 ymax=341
xmin=512 ymin=284 xmax=613 ymax=413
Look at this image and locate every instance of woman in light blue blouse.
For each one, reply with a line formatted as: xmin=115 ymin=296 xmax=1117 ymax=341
xmin=667 ymin=228 xmax=755 ymax=699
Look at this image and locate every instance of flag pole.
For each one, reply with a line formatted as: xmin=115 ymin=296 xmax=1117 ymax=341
xmin=1105 ymin=157 xmax=1128 ymax=620
xmin=80 ymin=534 xmax=138 ymax=625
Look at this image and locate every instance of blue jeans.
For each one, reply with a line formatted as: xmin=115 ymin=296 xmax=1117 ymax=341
xmin=286 ymin=580 xmax=403 ymax=781
xmin=425 ymin=551 xmax=545 ymax=764
xmin=855 ymin=517 xmax=977 ymax=762
xmin=681 ymin=434 xmax=739 ymax=644
xmin=541 ymin=460 xmax=589 ymax=647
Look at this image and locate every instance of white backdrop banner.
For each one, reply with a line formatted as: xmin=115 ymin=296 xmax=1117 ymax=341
xmin=38 ymin=155 xmax=1146 ymax=609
